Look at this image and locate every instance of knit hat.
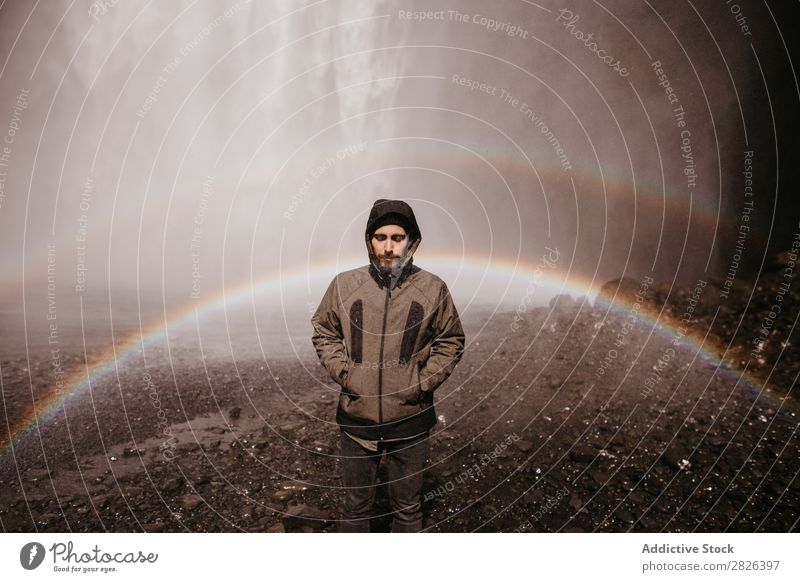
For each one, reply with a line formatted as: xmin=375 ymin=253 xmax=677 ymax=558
xmin=365 ymin=199 xmax=421 ymax=242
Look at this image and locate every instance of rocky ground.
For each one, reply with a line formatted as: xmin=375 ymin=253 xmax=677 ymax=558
xmin=0 ymin=268 xmax=798 ymax=533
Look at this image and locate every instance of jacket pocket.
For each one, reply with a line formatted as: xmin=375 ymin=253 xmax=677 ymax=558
xmin=342 ymin=363 xmax=361 ymax=399
xmin=416 ymin=344 xmax=432 ymax=368
xmin=396 ymin=360 xmax=423 ymax=404
xmin=343 ymin=363 xmax=379 ymax=399
xmin=415 ymin=345 xmax=433 ymax=393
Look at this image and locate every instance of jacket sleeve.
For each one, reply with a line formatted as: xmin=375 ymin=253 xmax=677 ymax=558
xmin=311 ymin=276 xmax=350 ymax=385
xmin=419 ymin=282 xmax=465 ymax=393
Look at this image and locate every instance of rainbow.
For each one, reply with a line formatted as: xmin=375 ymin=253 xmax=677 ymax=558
xmin=0 ymin=155 xmax=726 ymax=304
xmin=0 ymin=254 xmax=776 ymax=468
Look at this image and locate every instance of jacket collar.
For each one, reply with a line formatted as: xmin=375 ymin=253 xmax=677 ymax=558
xmin=368 ymin=259 xmax=419 ymax=290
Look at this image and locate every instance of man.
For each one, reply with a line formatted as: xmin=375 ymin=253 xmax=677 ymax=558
xmin=311 ymin=198 xmax=465 ymax=532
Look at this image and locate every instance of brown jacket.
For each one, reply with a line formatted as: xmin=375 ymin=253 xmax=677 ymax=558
xmin=311 ymin=199 xmax=465 ymax=440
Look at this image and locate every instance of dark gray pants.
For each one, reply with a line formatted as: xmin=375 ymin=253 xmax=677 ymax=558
xmin=338 ymin=430 xmax=429 ymax=533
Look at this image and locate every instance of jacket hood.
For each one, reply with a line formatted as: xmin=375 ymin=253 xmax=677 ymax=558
xmin=365 ymin=199 xmax=422 ymax=290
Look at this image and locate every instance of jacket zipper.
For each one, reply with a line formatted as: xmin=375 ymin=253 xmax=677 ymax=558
xmin=377 ymin=284 xmax=391 ymax=441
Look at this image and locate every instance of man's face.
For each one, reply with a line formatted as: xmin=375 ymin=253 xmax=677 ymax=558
xmin=370 ymin=224 xmax=409 ymax=273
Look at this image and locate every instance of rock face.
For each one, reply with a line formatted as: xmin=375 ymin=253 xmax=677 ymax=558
xmin=596 ymin=277 xmax=648 ymax=306
xmin=549 ymin=294 xmax=576 ymax=310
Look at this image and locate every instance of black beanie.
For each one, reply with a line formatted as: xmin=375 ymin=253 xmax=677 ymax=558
xmin=366 ymin=199 xmax=421 ymax=242
xmin=369 ymin=212 xmax=414 ymax=237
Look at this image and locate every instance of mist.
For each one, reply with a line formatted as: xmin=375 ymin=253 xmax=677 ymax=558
xmin=0 ymin=0 xmax=797 ymax=352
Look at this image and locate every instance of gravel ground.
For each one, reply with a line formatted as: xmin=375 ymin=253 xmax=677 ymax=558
xmin=1 ymin=273 xmax=798 ymax=533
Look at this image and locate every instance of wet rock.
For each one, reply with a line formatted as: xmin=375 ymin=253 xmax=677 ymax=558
xmin=568 ymin=494 xmax=584 ymax=511
xmin=310 ymin=441 xmax=334 ymax=454
xmin=279 ymin=481 xmax=309 ymax=492
xmin=585 ymin=479 xmax=601 ymax=491
xmin=271 ymin=490 xmax=294 ymax=502
xmin=91 ymin=495 xmax=112 ymax=509
xmin=280 ymin=420 xmax=306 ymax=432
xmin=638 ymin=515 xmax=659 ymax=530
xmin=624 ymin=468 xmax=644 ymax=482
xmin=724 ymin=486 xmax=747 ymax=502
xmin=180 ymin=495 xmax=204 ymax=511
xmin=662 ymin=444 xmax=691 ymax=471
xmin=27 ymin=469 xmax=52 ymax=482
xmin=161 ymin=477 xmax=184 ymax=494
xmin=570 ymin=448 xmax=596 ymax=464
xmin=513 ymin=439 xmax=534 ymax=453
xmin=628 ymin=490 xmax=647 ymax=505
xmin=652 ymin=502 xmax=672 ymax=514
xmin=240 ymin=504 xmax=257 ymax=519
xmin=766 ymin=482 xmax=785 ymax=497
xmin=282 ymin=503 xmax=331 ymax=532
xmin=38 ymin=513 xmax=60 ymax=525
xmin=615 ymin=508 xmax=636 ymax=524
xmin=588 ymin=469 xmax=611 ymax=486
xmin=122 ymin=486 xmax=144 ymax=498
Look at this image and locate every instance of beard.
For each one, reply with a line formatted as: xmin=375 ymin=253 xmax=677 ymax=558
xmin=377 ymin=255 xmax=403 ymax=277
